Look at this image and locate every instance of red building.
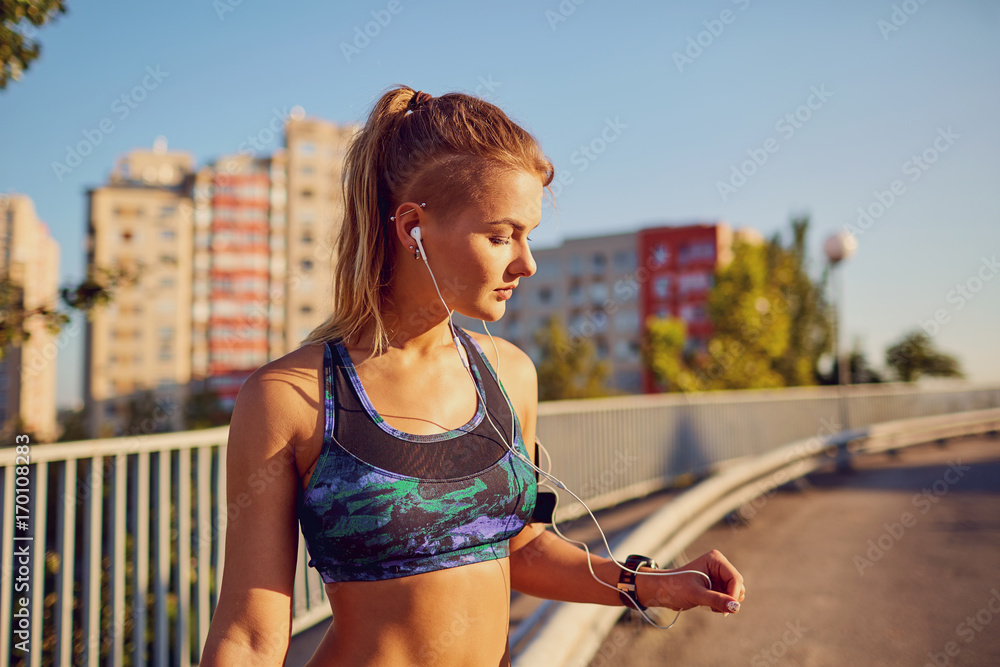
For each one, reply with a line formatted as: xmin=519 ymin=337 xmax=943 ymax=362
xmin=204 ymin=156 xmax=276 ymax=409
xmin=637 ymin=224 xmax=734 ymax=393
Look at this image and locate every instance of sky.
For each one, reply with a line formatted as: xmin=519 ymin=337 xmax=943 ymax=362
xmin=1 ymin=0 xmax=998 ymax=410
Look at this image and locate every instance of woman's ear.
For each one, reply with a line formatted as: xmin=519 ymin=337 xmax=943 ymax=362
xmin=391 ymin=202 xmax=426 ymax=250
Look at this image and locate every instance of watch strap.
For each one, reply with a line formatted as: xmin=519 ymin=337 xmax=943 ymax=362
xmin=617 ymin=554 xmax=657 ymax=611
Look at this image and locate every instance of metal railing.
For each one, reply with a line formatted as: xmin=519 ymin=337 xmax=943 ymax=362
xmin=0 ymin=381 xmax=997 ymax=666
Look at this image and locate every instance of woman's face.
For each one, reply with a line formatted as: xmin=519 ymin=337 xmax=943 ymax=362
xmin=414 ymin=168 xmax=543 ymax=323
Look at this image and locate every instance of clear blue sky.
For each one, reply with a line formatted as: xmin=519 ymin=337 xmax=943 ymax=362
xmin=2 ymin=0 xmax=998 ymax=409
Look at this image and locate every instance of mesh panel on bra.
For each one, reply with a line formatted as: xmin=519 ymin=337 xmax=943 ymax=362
xmin=330 ymin=338 xmax=515 ymax=479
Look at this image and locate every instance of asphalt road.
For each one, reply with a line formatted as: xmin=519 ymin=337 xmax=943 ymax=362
xmin=589 ymin=435 xmax=1000 ymax=667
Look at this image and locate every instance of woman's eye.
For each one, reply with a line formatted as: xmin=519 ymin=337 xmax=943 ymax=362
xmin=490 ymin=237 xmax=511 ymax=246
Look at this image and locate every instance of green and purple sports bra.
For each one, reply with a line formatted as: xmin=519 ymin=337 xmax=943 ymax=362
xmin=296 ymin=327 xmax=538 ymax=583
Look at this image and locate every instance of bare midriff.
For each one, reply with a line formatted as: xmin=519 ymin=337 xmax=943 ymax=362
xmin=303 ymin=559 xmax=513 ymax=667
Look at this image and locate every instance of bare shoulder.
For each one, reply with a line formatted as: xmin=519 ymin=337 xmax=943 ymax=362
xmin=234 ymin=342 xmax=326 ymax=450
xmin=465 ymin=331 xmax=537 ymax=419
xmin=466 ymin=331 xmax=535 ymax=383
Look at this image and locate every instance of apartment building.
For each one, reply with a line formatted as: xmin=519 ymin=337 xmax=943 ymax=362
xmin=284 ymin=117 xmax=356 ymax=347
xmin=84 ymin=138 xmax=195 ymax=438
xmin=84 ymin=117 xmax=357 ymax=434
xmin=461 ymin=222 xmax=762 ymax=394
xmin=191 ymin=152 xmax=285 ymax=410
xmin=0 ymin=193 xmax=60 ymax=442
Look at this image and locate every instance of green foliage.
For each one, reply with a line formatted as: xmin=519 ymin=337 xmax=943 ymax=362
xmin=885 ymin=330 xmax=964 ymax=382
xmin=56 ymin=407 xmax=88 ymax=441
xmin=533 ymin=315 xmax=612 ymax=400
xmin=818 ymin=337 xmax=885 ymax=384
xmin=644 ymin=215 xmax=834 ymax=392
xmin=0 ymin=0 xmax=67 ymax=89
xmin=769 ymin=216 xmax=834 ymax=386
xmin=0 ymin=264 xmax=138 ymax=361
xmin=184 ymin=385 xmax=230 ymax=429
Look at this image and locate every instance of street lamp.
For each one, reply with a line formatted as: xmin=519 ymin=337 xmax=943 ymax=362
xmin=824 ymin=231 xmax=858 ymax=387
xmin=824 ymin=231 xmax=858 ymax=438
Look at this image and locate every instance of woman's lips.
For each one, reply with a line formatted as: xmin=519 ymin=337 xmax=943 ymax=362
xmin=495 ymin=288 xmax=513 ymax=300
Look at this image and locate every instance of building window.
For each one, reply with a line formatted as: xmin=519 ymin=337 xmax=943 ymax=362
xmin=614 ymin=310 xmax=640 ymax=333
xmin=654 ymin=276 xmax=670 ymax=298
xmin=537 ymin=287 xmax=552 ymax=305
xmin=569 ymin=255 xmax=584 ymax=276
xmin=301 ymin=259 xmax=314 ymax=272
xmin=679 ymin=242 xmax=715 ymax=265
xmin=568 ymin=283 xmax=584 ymax=306
xmin=680 ymin=304 xmax=708 ymax=323
xmin=298 ymin=142 xmax=316 ymax=156
xmin=300 ymin=305 xmax=313 ymax=314
xmin=592 ymin=253 xmax=607 ymax=272
xmin=615 ymin=339 xmax=640 ymax=362
xmin=613 ymin=250 xmax=636 ymax=272
xmin=590 ymin=282 xmax=608 ymax=304
xmin=649 ymin=244 xmax=670 ymax=269
xmin=679 ymin=272 xmax=712 ymax=295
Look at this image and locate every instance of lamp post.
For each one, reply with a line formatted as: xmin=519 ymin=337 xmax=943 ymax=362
xmin=824 ymin=230 xmax=858 ymax=440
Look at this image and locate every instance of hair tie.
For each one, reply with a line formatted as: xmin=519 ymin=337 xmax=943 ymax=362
xmin=407 ymin=90 xmax=433 ymax=112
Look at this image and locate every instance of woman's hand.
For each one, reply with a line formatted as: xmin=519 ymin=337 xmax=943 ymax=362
xmin=636 ymin=549 xmax=745 ymax=615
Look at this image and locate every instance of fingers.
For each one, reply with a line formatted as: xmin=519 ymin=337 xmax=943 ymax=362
xmin=699 ymin=589 xmax=741 ymax=615
xmin=702 ymin=549 xmax=745 ymax=613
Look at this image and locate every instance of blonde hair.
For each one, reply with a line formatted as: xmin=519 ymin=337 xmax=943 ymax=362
xmin=300 ymin=84 xmax=554 ymax=354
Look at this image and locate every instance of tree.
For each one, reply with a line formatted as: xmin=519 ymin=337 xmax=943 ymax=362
xmin=885 ymin=330 xmax=964 ymax=382
xmin=818 ymin=337 xmax=885 ymax=384
xmin=643 ymin=216 xmax=835 ymax=392
xmin=1 ymin=0 xmax=68 ymax=90
xmin=56 ymin=407 xmax=88 ymax=441
xmin=184 ymin=385 xmax=229 ymax=430
xmin=533 ymin=316 xmax=612 ymax=400
xmin=645 ymin=237 xmax=792 ymax=391
xmin=768 ymin=215 xmax=834 ymax=386
xmin=0 ymin=264 xmax=138 ymax=362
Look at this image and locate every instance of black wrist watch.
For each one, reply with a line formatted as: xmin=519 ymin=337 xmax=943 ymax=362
xmin=617 ymin=554 xmax=658 ymax=611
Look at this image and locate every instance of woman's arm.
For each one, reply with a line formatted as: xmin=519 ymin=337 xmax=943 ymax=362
xmin=200 ymin=363 xmax=307 ymax=665
xmin=500 ymin=342 xmax=744 ymax=613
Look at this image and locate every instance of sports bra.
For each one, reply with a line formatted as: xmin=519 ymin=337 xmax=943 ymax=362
xmin=296 ymin=327 xmax=538 ymax=583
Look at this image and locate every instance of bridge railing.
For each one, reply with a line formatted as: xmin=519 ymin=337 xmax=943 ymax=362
xmin=0 ymin=380 xmax=996 ymax=666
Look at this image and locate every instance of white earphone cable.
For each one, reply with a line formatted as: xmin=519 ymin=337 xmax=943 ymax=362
xmin=410 ymin=223 xmax=712 ymax=628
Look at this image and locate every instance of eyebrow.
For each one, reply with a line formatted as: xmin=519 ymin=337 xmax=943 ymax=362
xmin=486 ymin=218 xmax=540 ymax=232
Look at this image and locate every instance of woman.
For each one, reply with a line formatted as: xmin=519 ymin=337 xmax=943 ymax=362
xmin=201 ymin=85 xmax=745 ymax=666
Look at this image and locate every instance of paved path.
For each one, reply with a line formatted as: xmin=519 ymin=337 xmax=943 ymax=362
xmin=590 ymin=435 xmax=1000 ymax=667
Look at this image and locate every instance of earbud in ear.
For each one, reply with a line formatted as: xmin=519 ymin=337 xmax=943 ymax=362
xmin=411 ymin=226 xmax=422 ymax=243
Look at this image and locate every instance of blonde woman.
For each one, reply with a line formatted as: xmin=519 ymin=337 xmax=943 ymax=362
xmin=202 ymin=85 xmax=745 ymax=666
